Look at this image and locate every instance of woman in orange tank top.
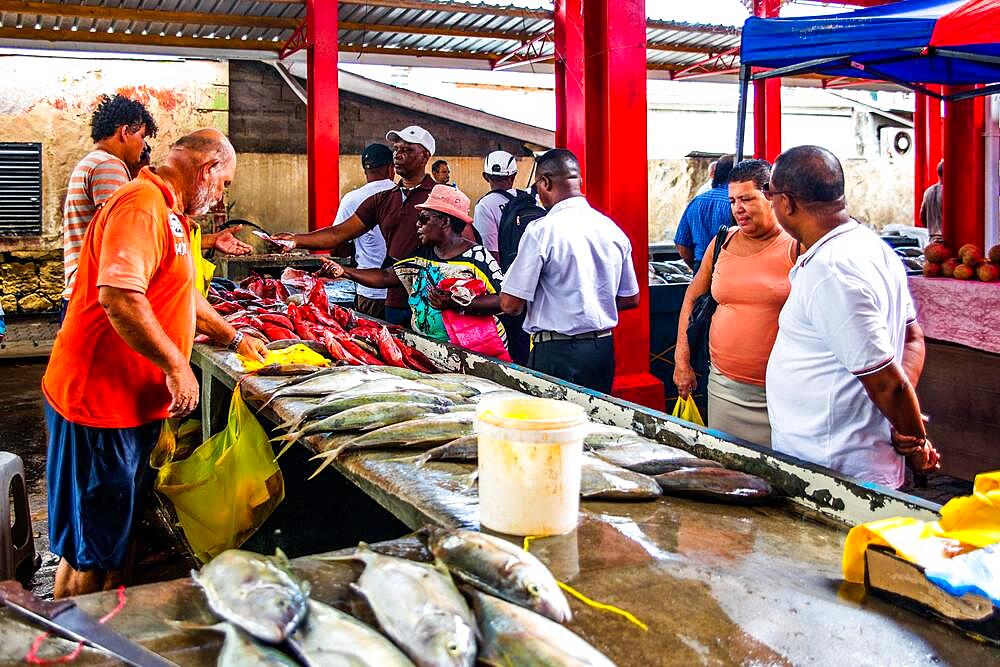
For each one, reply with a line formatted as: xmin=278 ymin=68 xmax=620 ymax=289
xmin=674 ymin=160 xmax=797 ymax=447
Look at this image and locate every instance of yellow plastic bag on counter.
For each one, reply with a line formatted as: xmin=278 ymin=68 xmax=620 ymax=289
xmin=671 ymin=396 xmax=705 ymax=427
xmin=239 ymin=343 xmax=330 ymax=372
xmin=842 ymin=470 xmax=1000 ymax=583
xmin=152 ymin=388 xmax=284 ymax=563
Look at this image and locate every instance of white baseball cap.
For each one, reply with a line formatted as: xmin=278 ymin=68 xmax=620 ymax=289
xmin=484 ymin=150 xmax=517 ymax=176
xmin=386 ymin=126 xmax=435 ymax=156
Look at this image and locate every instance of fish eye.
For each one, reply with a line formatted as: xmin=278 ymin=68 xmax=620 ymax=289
xmin=447 ymin=640 xmax=459 ymax=654
xmin=527 ymin=583 xmax=541 ymax=596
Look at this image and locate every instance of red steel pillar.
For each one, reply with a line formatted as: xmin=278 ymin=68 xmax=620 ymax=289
xmin=942 ymin=89 xmax=985 ymax=250
xmin=306 ymin=0 xmax=339 ymax=232
xmin=914 ymin=93 xmax=928 ymax=226
xmin=927 ymin=87 xmax=943 ymax=189
xmin=752 ymin=0 xmax=782 ymax=162
xmin=581 ymin=0 xmax=664 ymax=408
xmin=554 ymin=0 xmax=586 ymax=179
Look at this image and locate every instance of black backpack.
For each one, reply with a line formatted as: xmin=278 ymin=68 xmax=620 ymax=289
xmin=495 ymin=189 xmax=546 ymax=272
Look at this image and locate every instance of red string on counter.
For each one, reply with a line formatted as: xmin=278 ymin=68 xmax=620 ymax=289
xmin=24 ymin=586 xmax=128 ymax=664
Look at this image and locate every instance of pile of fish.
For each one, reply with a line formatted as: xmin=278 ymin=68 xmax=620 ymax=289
xmin=265 ymin=366 xmax=774 ymax=504
xmin=207 ymin=273 xmax=437 ymax=371
xmin=187 ymin=527 xmax=615 ymax=666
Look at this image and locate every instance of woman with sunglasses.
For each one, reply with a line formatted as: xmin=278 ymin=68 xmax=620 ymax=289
xmin=673 ymin=159 xmax=798 ymax=447
xmin=320 ymin=185 xmax=508 ymax=358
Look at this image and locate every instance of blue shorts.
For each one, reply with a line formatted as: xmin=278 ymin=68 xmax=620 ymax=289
xmin=44 ymin=400 xmax=161 ymax=571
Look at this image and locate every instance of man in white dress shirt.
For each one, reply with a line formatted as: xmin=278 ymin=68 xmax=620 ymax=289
xmin=765 ymin=145 xmax=939 ymax=488
xmin=500 ymin=149 xmax=640 ymax=394
xmin=333 ymin=144 xmax=396 ymax=319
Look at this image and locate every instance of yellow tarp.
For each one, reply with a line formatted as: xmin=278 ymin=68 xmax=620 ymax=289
xmin=238 ymin=343 xmax=330 ymax=372
xmin=843 ymin=470 xmax=1000 ymax=583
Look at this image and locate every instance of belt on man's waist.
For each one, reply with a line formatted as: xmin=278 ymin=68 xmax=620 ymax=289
xmin=532 ymin=330 xmax=612 ymax=344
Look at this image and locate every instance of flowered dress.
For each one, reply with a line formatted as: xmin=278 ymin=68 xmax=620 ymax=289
xmin=392 ymin=244 xmax=506 ymax=345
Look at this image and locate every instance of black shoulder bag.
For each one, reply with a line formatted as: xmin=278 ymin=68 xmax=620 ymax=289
xmin=685 ymin=225 xmax=731 ymax=364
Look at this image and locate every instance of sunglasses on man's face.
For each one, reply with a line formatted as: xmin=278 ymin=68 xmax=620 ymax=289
xmin=761 ymin=182 xmax=795 ymax=202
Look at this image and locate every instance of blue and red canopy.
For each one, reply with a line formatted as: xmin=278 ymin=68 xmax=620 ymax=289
xmin=740 ymin=0 xmax=1000 ymax=88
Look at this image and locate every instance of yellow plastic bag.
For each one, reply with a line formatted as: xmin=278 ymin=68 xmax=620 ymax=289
xmin=239 ymin=343 xmax=330 ymax=372
xmin=152 ymin=388 xmax=284 ymax=563
xmin=842 ymin=470 xmax=1000 ymax=583
xmin=189 ymin=224 xmax=216 ymax=297
xmin=671 ymin=396 xmax=705 ymax=427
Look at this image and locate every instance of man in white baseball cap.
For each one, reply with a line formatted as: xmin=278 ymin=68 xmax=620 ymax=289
xmin=474 ymin=150 xmax=519 ymax=262
xmin=386 ymin=125 xmax=435 ymax=156
xmin=271 ymin=125 xmax=439 ymax=326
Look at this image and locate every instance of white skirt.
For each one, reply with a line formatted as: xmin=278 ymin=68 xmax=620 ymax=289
xmin=707 ymin=365 xmax=772 ymax=448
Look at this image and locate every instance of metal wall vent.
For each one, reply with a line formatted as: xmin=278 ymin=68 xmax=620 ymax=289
xmin=0 ymin=143 xmax=42 ymax=236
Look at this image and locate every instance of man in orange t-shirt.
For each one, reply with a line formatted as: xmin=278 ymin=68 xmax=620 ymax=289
xmin=42 ymin=129 xmax=266 ymax=598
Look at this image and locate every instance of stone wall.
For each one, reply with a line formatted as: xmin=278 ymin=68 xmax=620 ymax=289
xmin=228 ymin=60 xmax=530 ymax=157
xmin=0 ymin=250 xmax=63 ymax=314
xmin=0 ymin=55 xmax=228 ymax=313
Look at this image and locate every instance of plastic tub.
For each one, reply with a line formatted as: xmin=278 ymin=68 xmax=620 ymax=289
xmin=475 ymin=396 xmax=588 ymax=536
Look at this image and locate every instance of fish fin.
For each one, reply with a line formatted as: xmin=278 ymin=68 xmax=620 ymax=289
xmin=274 ymin=547 xmax=290 ymax=565
xmin=431 ymin=557 xmax=452 ymax=577
xmin=269 ymin=431 xmax=296 ymax=444
xmin=459 ymin=469 xmax=479 ymax=491
xmin=166 ymin=619 xmax=228 ymax=634
xmin=273 ymin=437 xmax=298 ymax=461
xmin=411 ymin=450 xmax=434 ymax=468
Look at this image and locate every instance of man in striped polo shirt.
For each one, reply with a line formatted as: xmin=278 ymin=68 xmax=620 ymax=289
xmin=62 ymin=94 xmax=157 ymax=315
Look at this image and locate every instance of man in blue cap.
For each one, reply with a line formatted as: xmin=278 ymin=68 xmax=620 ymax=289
xmin=330 ymin=144 xmax=396 ymax=319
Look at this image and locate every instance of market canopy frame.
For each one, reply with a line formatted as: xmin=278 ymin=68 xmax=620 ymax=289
xmin=735 ymin=0 xmax=1000 ymax=158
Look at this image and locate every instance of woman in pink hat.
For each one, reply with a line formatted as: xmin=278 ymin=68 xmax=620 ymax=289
xmin=320 ymin=184 xmax=509 ymax=359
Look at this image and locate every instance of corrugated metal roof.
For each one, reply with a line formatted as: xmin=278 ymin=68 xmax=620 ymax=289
xmin=0 ymin=1 xmax=743 ymax=76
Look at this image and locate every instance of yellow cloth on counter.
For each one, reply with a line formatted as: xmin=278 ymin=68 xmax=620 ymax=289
xmin=190 ymin=225 xmax=216 ymax=297
xmin=238 ymin=343 xmax=330 ymax=371
xmin=843 ymin=470 xmax=1000 ymax=583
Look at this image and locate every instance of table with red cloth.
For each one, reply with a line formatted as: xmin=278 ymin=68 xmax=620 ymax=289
xmin=908 ymin=276 xmax=1000 ymax=354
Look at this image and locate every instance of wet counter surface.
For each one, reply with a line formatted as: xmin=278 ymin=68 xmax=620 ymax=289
xmin=3 ymin=349 xmax=993 ymax=665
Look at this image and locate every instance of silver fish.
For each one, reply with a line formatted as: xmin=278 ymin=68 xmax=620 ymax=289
xmin=419 ymin=378 xmax=481 ymax=398
xmin=309 ymin=414 xmax=475 ymax=478
xmin=585 ymin=437 xmax=720 ymax=476
xmin=191 ymin=549 xmax=309 ymax=644
xmin=278 ymin=391 xmax=456 ymax=432
xmin=580 ymin=454 xmax=662 ymax=500
xmin=323 ymin=544 xmax=477 ymax=667
xmin=469 ymin=590 xmax=616 ymax=667
xmin=289 ymin=599 xmax=416 ymax=667
xmin=261 ymin=369 xmax=391 ymax=409
xmin=273 ymin=402 xmax=449 ymax=444
xmin=432 ymin=373 xmax=509 ymax=394
xmin=377 ymin=366 xmax=433 ymax=382
xmin=212 ymin=623 xmax=300 ymax=666
xmin=412 ymin=436 xmax=479 ymax=467
xmin=424 ymin=526 xmax=571 ymax=622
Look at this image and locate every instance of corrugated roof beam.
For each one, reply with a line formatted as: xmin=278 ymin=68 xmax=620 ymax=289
xmin=0 ymin=1 xmax=300 ymax=30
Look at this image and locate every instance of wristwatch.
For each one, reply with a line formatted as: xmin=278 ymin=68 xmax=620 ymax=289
xmin=227 ymin=331 xmax=244 ymax=351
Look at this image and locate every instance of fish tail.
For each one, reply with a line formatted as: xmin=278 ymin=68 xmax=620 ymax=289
xmin=307 ymin=443 xmax=349 ymax=479
xmin=273 ymin=438 xmax=299 ymax=461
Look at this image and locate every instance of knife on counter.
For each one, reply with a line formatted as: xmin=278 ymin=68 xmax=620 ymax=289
xmin=0 ymin=580 xmax=177 ymax=666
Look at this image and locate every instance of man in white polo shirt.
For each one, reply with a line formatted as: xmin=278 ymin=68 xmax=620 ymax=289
xmin=765 ymin=146 xmax=939 ymax=488
xmin=500 ymin=149 xmax=640 ymax=394
xmin=333 ymin=143 xmax=396 ymax=319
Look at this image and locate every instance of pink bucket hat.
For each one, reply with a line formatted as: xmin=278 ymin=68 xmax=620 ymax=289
xmin=415 ymin=184 xmax=473 ymax=224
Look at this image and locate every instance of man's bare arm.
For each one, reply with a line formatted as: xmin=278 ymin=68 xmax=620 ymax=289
xmin=500 ymin=293 xmax=526 ymax=316
xmin=276 ymin=215 xmax=368 ymax=251
xmin=676 ymin=244 xmax=695 ymax=270
xmin=195 ymin=292 xmax=267 ymax=362
xmin=98 ymin=286 xmax=197 ymax=417
xmin=616 ymin=294 xmax=640 ymax=311
xmin=901 ymin=321 xmax=926 ymax=388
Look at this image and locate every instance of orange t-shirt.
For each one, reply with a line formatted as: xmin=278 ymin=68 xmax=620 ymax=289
xmin=43 ymin=168 xmax=196 ymax=428
xmin=709 ymin=229 xmax=797 ymax=386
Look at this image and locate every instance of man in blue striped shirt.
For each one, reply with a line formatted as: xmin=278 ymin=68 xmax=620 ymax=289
xmin=673 ymin=155 xmax=735 ymax=272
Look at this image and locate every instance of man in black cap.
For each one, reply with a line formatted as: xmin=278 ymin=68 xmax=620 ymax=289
xmin=329 ymin=144 xmax=396 ymax=318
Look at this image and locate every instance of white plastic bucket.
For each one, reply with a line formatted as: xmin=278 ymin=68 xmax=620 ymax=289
xmin=475 ymin=396 xmax=588 ymax=536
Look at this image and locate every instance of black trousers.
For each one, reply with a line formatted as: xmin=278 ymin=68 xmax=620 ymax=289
xmin=499 ymin=312 xmax=530 ymax=366
xmin=528 ymin=336 xmax=615 ymax=395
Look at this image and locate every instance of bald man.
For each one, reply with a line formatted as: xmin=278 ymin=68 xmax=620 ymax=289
xmin=764 ymin=145 xmax=937 ymax=489
xmin=42 ymin=129 xmax=266 ymax=597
